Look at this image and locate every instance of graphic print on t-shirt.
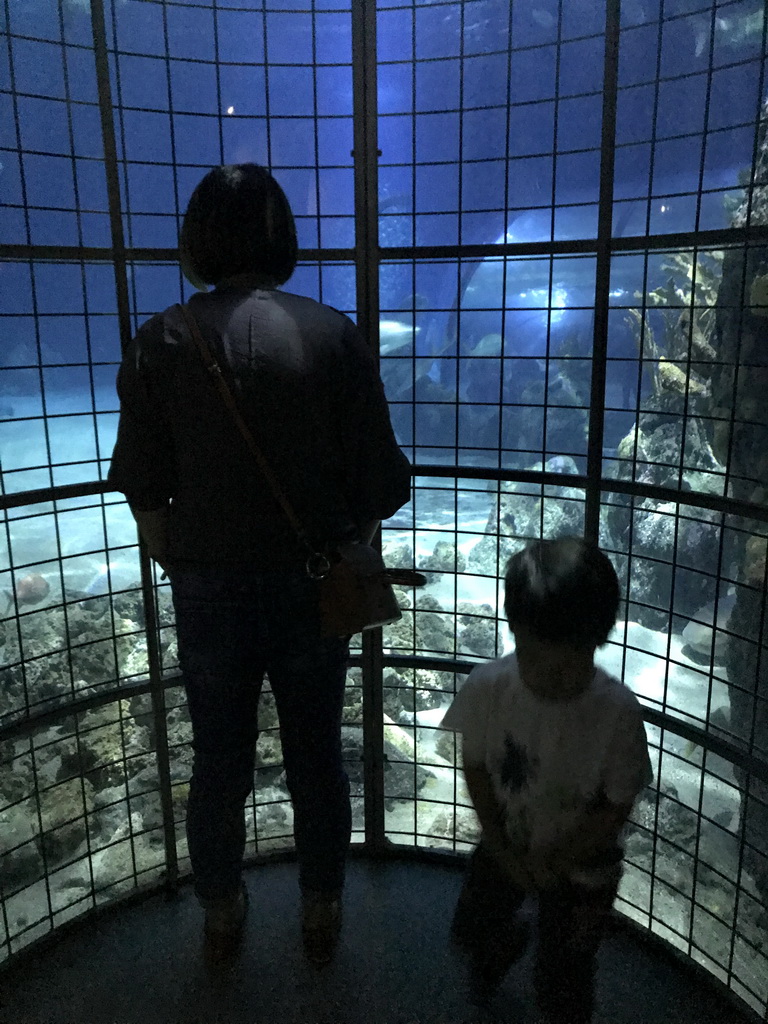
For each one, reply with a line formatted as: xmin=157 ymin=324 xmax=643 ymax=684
xmin=500 ymin=734 xmax=538 ymax=792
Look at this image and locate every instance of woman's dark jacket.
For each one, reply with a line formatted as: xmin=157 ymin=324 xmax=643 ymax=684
xmin=107 ymin=284 xmax=412 ymax=568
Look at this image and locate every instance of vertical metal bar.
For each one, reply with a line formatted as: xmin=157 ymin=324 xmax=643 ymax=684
xmin=584 ymin=0 xmax=621 ymax=540
xmin=351 ymin=0 xmax=387 ymax=852
xmin=89 ymin=0 xmax=131 ymax=354
xmin=90 ymin=0 xmax=178 ymax=892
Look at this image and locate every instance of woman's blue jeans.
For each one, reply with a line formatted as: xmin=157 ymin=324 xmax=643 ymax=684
xmin=169 ymin=564 xmax=351 ymax=904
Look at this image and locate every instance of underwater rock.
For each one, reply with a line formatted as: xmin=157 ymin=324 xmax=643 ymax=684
xmin=382 ymin=543 xmax=415 ymax=569
xmin=711 ymin=100 xmax=768 ymax=501
xmin=466 ymin=533 xmax=517 ymax=579
xmin=425 ymin=807 xmax=480 ymax=846
xmin=657 ymin=357 xmax=708 ymax=398
xmin=457 ymin=601 xmax=497 ymax=658
xmin=255 ymin=733 xmax=282 ymax=771
xmin=383 ymin=592 xmax=455 ymax=655
xmin=340 ymin=726 xmax=434 ymax=809
xmin=614 ymin=416 xmax=720 ymax=492
xmin=435 ymin=728 xmax=462 ymax=768
xmin=508 ymin=374 xmax=589 ymax=457
xmin=0 ymin=605 xmax=141 ymax=724
xmin=467 ymin=456 xmax=585 ymax=577
xmin=602 ymin=495 xmax=723 ymax=630
xmin=680 ymin=594 xmax=735 ymax=662
xmin=627 ymin=781 xmax=699 ymax=854
xmin=382 ymin=668 xmax=447 ymax=722
xmin=419 ymin=540 xmax=467 ymax=573
xmin=750 ymin=273 xmax=768 ymax=316
xmin=744 ymin=535 xmax=768 ymax=587
xmin=89 ymin=830 xmax=164 ymax=890
xmin=678 ymin=309 xmax=717 ymax=362
xmin=723 ymin=584 xmax=768 ymax=911
xmin=38 ymin=776 xmax=96 ymax=867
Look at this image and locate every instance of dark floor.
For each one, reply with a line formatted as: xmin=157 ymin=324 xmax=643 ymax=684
xmin=0 ymin=858 xmax=752 ymax=1024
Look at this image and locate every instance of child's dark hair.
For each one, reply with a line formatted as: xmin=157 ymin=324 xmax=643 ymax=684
xmin=503 ymin=537 xmax=620 ymax=648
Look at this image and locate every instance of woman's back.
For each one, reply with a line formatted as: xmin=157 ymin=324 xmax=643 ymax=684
xmin=108 ymin=281 xmax=410 ymax=567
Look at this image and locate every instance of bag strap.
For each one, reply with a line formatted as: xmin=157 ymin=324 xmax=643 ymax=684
xmin=176 ymin=303 xmax=325 ymax=569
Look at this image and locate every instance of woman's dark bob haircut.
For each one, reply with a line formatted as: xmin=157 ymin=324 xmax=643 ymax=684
xmin=503 ymin=536 xmax=620 ymax=649
xmin=179 ymin=164 xmax=298 ymax=288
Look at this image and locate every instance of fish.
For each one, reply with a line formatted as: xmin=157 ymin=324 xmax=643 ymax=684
xmin=4 ymin=573 xmax=50 ymax=615
xmin=693 ymin=8 xmax=765 ymax=59
xmin=379 ymin=320 xmax=421 ymax=357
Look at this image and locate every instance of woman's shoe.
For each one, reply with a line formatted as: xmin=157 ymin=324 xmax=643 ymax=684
xmin=301 ymin=892 xmax=342 ymax=967
xmin=203 ymin=882 xmax=249 ymax=958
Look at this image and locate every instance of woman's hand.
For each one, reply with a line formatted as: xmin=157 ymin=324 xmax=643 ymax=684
xmin=131 ymin=506 xmax=170 ymax=573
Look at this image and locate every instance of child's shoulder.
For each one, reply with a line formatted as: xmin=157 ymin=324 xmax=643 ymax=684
xmin=592 ymin=666 xmax=644 ymax=715
xmin=466 ymin=653 xmax=521 ymax=691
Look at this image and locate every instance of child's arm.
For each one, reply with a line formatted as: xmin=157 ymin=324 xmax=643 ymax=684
xmin=546 ymin=700 xmax=653 ymax=871
xmin=544 ymin=798 xmax=631 ymax=872
xmin=463 ymin=749 xmax=534 ymax=891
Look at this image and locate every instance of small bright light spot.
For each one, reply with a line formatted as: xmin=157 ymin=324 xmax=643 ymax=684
xmin=227 ymin=106 xmax=235 ymax=115
xmin=660 ymin=204 xmax=667 ymax=212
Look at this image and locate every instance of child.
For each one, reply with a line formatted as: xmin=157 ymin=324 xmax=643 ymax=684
xmin=441 ymin=536 xmax=653 ymax=1024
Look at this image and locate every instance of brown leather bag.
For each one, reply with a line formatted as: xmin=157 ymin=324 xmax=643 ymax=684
xmin=177 ymin=304 xmax=424 ymax=637
xmin=312 ymin=552 xmax=403 ymax=637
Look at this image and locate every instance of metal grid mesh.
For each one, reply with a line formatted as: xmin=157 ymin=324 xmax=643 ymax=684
xmin=0 ymin=492 xmax=145 ymax=728
xmin=1 ymin=0 xmax=108 ymax=248
xmin=1 ymin=694 xmax=165 ymax=957
xmin=377 ymin=0 xmax=607 ymax=247
xmin=106 ymin=0 xmax=354 ymax=251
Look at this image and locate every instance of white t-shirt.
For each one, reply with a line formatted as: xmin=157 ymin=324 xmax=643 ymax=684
xmin=441 ymin=654 xmax=653 ymax=860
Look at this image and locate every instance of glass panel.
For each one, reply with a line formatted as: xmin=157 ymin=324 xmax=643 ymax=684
xmin=0 ymin=261 xmax=120 ymax=495
xmin=111 ymin=2 xmax=353 ymax=251
xmin=0 ymin=697 xmax=162 ymax=958
xmin=615 ymin=0 xmax=765 ymax=236
xmin=1 ymin=1 xmax=766 ymax=1015
xmin=378 ymin=0 xmax=607 ymax=248
xmin=381 ymin=256 xmax=594 ymax=470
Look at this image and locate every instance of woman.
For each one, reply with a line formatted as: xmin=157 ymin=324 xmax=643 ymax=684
xmin=108 ymin=164 xmax=411 ymax=963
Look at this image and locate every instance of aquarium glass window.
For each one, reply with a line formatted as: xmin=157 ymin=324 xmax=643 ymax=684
xmin=109 ymin=0 xmax=354 ymax=250
xmin=0 ymin=261 xmax=120 ymax=494
xmin=2 ymin=0 xmax=107 ymax=249
xmin=381 ymin=255 xmax=595 ymax=471
xmin=377 ymin=0 xmax=606 ymax=248
xmin=1 ymin=0 xmax=768 ymax=1013
xmin=615 ymin=0 xmax=767 ymax=237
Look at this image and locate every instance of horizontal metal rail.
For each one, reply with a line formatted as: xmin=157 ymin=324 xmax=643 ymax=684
xmin=2 ymin=654 xmax=766 ymax=785
xmin=3 ymin=225 xmax=768 ymax=268
xmin=4 ymin=470 xmax=768 ymax=525
xmin=0 ymin=245 xmax=356 ymax=264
